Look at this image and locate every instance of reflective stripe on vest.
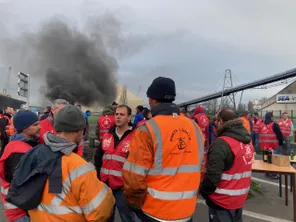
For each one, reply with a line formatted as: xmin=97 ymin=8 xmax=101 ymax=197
xmin=215 ymin=187 xmax=250 ymax=196
xmin=147 ymin=187 xmax=198 ymax=201
xmin=143 ymin=118 xmax=203 ymax=199
xmin=1 ymin=186 xmax=8 ymax=195
xmin=1 ymin=186 xmax=18 ymax=209
xmin=38 ymin=184 xmax=108 ymax=215
xmin=221 ymin=171 xmax=252 ymax=181
xmin=101 ymin=168 xmax=122 ymax=177
xmin=4 ymin=202 xmax=19 ymax=210
xmin=38 ymin=163 xmax=109 ymax=215
xmin=259 ymin=134 xmax=278 ymax=143
xmin=103 ymin=154 xmax=126 ymax=163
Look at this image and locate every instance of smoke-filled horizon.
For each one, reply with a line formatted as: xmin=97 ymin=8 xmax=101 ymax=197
xmin=0 ymin=15 xmax=121 ymax=106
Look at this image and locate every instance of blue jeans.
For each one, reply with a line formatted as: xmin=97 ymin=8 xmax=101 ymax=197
xmin=14 ymin=215 xmax=30 ymax=222
xmin=282 ymin=136 xmax=291 ymax=155
xmin=273 ymin=148 xmax=281 ymax=154
xmin=252 ymin=133 xmax=259 ymax=153
xmin=108 ymin=189 xmax=137 ymax=222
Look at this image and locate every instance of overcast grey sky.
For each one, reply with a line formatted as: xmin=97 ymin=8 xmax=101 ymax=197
xmin=0 ymin=0 xmax=295 ymax=106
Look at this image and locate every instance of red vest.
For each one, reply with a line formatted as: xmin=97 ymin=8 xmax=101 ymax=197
xmin=0 ymin=140 xmax=32 ymax=222
xmin=39 ymin=117 xmax=84 ymax=156
xmin=259 ymin=122 xmax=279 ymax=149
xmin=194 ymin=113 xmax=210 ymax=150
xmin=100 ymin=131 xmax=133 ymax=189
xmin=209 ymin=136 xmax=254 ymax=209
xmin=98 ymin=115 xmax=115 ymax=139
xmin=194 ymin=113 xmax=210 ymax=136
xmin=136 ymin=119 xmax=146 ymax=128
xmin=252 ymin=118 xmax=263 ymax=134
xmin=278 ymin=119 xmax=292 ymax=137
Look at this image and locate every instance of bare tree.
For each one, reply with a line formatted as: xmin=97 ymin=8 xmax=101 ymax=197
xmin=119 ymin=85 xmax=128 ymax=105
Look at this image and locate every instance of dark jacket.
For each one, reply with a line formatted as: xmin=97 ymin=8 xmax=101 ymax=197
xmin=264 ymin=118 xmax=283 ymax=146
xmin=94 ymin=125 xmax=134 ymax=189
xmin=40 ymin=112 xmax=50 ymax=121
xmin=5 ymin=134 xmax=39 ymax=183
xmin=200 ymin=118 xmax=251 ymax=210
xmin=6 ymin=143 xmax=63 ymax=210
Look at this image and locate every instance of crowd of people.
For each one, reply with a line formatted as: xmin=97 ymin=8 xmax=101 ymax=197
xmin=0 ymin=76 xmax=293 ymax=222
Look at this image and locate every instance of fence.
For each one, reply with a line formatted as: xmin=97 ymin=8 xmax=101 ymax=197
xmin=259 ymin=110 xmax=296 ymax=122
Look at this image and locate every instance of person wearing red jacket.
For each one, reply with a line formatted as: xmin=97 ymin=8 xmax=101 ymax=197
xmin=96 ymin=105 xmax=115 ymax=141
xmin=0 ymin=110 xmax=40 ymax=222
xmin=192 ymin=106 xmax=210 ymax=150
xmin=252 ymin=112 xmax=263 ymax=153
xmin=39 ymin=99 xmax=85 ymax=157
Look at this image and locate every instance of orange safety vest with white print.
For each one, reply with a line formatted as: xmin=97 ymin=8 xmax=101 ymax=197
xmin=240 ymin=116 xmax=251 ymax=133
xmin=28 ymin=153 xmax=115 ymax=222
xmin=259 ymin=122 xmax=279 ymax=149
xmin=100 ymin=132 xmax=133 ymax=189
xmin=278 ymin=119 xmax=292 ymax=137
xmin=123 ymin=115 xmax=204 ymax=221
xmin=0 ymin=140 xmax=32 ymax=222
xmin=209 ymin=136 xmax=254 ymax=209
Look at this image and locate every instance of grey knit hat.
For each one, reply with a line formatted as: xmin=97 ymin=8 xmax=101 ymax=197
xmin=54 ymin=105 xmax=86 ymax=132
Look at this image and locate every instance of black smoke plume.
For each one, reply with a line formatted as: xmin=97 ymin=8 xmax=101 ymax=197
xmin=36 ymin=19 xmax=117 ymax=106
xmin=0 ymin=16 xmax=120 ymax=106
xmin=38 ymin=19 xmax=117 ymax=105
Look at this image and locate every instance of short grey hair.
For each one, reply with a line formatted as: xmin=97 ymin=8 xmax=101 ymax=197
xmin=52 ymin=99 xmax=69 ymax=109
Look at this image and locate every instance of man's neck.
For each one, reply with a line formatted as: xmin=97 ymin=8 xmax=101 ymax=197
xmin=116 ymin=125 xmax=130 ymax=136
xmin=20 ymin=132 xmax=33 ymax=140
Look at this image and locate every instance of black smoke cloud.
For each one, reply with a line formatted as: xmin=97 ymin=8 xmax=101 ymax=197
xmin=38 ymin=19 xmax=117 ymax=105
xmin=0 ymin=16 xmax=121 ymax=106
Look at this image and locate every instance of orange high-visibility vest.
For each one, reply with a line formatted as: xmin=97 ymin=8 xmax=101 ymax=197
xmin=240 ymin=117 xmax=251 ymax=133
xmin=28 ymin=153 xmax=115 ymax=222
xmin=3 ymin=116 xmax=15 ymax=137
xmin=123 ymin=115 xmax=204 ymax=221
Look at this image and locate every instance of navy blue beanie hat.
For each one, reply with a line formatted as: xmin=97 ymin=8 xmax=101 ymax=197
xmin=146 ymin=77 xmax=176 ymax=102
xmin=13 ymin=110 xmax=38 ymax=132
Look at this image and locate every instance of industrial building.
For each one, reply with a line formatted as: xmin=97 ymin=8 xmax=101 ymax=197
xmin=0 ymin=93 xmax=24 ymax=110
xmin=260 ymin=79 xmax=296 ymax=118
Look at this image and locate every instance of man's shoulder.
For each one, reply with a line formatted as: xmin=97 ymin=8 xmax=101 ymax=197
xmin=62 ymin=153 xmax=93 ymax=171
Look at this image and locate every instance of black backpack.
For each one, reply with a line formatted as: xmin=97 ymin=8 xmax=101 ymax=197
xmin=6 ymin=144 xmax=63 ymax=210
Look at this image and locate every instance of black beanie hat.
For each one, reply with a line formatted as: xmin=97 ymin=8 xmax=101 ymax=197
xmin=146 ymin=77 xmax=176 ymax=102
xmin=54 ymin=105 xmax=86 ymax=132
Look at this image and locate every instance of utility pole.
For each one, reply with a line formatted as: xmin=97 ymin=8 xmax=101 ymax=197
xmin=221 ymin=69 xmax=236 ymax=110
xmin=3 ymin=66 xmax=12 ymax=96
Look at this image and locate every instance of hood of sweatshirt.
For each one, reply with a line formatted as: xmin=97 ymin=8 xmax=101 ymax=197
xmin=217 ymin=118 xmax=251 ymax=144
xmin=44 ymin=132 xmax=77 ymax=156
